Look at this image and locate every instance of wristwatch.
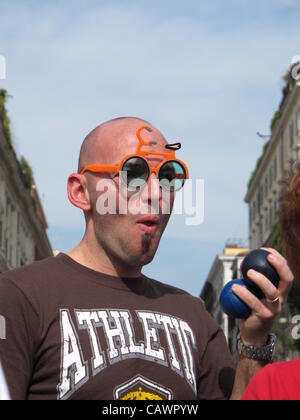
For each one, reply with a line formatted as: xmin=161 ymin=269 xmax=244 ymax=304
xmin=237 ymin=332 xmax=277 ymax=362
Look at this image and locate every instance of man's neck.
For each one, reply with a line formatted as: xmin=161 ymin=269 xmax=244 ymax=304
xmin=67 ymin=238 xmax=142 ymax=278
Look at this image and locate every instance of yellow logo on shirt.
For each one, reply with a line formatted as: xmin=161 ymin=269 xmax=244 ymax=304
xmin=121 ymin=386 xmax=162 ymax=400
xmin=114 ymin=375 xmax=172 ymax=400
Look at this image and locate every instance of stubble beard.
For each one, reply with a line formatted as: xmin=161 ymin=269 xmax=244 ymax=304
xmin=141 ymin=233 xmax=152 ymax=254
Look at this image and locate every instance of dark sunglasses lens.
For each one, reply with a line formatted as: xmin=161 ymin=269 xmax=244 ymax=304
xmin=159 ymin=161 xmax=186 ymax=191
xmin=121 ymin=157 xmax=149 ymax=190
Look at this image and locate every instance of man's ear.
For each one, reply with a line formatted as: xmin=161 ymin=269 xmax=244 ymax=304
xmin=67 ymin=173 xmax=92 ymax=212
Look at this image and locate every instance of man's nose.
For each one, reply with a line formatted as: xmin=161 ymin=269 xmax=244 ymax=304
xmin=140 ymin=172 xmax=161 ymax=204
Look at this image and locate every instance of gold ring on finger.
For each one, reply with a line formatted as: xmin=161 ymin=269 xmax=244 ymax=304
xmin=266 ymin=296 xmax=280 ymax=304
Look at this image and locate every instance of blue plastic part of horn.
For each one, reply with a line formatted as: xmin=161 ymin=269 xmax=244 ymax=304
xmin=219 ymin=279 xmax=252 ymax=319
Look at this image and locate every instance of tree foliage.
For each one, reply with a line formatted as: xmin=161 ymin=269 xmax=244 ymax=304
xmin=0 ymin=89 xmax=13 ymax=148
xmin=20 ymin=156 xmax=34 ymax=189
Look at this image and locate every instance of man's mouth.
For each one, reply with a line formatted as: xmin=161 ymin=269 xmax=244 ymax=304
xmin=136 ymin=216 xmax=160 ymax=234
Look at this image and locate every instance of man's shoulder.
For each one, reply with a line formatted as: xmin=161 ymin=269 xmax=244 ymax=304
xmin=267 ymin=358 xmax=300 ymax=377
xmin=0 ymin=255 xmax=65 ymax=314
xmin=0 ymin=254 xmax=62 ymax=289
xmin=243 ymin=357 xmax=300 ymax=400
xmin=248 ymin=358 xmax=300 ymax=389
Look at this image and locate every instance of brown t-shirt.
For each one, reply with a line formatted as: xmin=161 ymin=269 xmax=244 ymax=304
xmin=0 ymin=253 xmax=235 ymax=400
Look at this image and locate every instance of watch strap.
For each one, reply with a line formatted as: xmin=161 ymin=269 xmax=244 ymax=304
xmin=237 ymin=332 xmax=277 ymax=362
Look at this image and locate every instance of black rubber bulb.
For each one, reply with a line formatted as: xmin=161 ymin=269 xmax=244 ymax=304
xmin=241 ymin=249 xmax=280 ymax=299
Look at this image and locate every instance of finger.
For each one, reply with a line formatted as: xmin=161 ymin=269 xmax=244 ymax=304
xmin=261 ymin=247 xmax=286 ymax=262
xmin=232 ymin=284 xmax=275 ymax=319
xmin=246 ymin=269 xmax=280 ymax=303
xmin=264 ymin=252 xmax=294 ymax=302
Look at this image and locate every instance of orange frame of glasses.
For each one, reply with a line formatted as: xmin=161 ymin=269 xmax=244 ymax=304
xmin=79 ymin=125 xmax=189 ymax=181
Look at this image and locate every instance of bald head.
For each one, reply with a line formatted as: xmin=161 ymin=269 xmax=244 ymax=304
xmin=78 ymin=117 xmax=152 ymax=173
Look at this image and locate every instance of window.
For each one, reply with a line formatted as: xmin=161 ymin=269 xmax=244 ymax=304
xmin=290 ymin=121 xmax=294 ymax=148
xmin=5 ymin=235 xmax=8 ymax=260
xmin=273 ymin=157 xmax=277 ymax=181
xmin=259 ymin=186 xmax=263 ymax=211
xmin=269 ymin=207 xmax=273 ymax=230
xmin=296 ymin=108 xmax=300 ymax=136
xmin=269 ymin=167 xmax=272 ymax=189
xmin=0 ymin=220 xmax=2 ymax=250
xmin=256 ymin=185 xmax=263 ymax=213
xmin=259 ymin=223 xmax=263 ymax=244
xmin=264 ymin=176 xmax=268 ymax=198
xmin=6 ymin=196 xmax=9 ymax=217
xmin=280 ymin=133 xmax=284 ymax=169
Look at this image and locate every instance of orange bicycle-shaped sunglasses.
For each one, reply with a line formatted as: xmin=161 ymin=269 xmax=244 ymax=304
xmin=80 ymin=125 xmax=189 ymax=192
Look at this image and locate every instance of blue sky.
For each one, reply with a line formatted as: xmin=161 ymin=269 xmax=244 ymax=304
xmin=0 ymin=0 xmax=300 ymax=296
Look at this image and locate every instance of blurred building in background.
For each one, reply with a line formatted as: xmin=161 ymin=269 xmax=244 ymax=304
xmin=245 ymin=72 xmax=300 ymax=249
xmin=200 ymin=240 xmax=248 ymax=361
xmin=245 ymin=67 xmax=300 ymax=361
xmin=0 ymin=91 xmax=52 ymax=272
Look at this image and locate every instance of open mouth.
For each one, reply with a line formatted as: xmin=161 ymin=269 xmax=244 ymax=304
xmin=136 ymin=216 xmax=160 ymax=233
xmin=142 ymin=221 xmax=156 ymax=226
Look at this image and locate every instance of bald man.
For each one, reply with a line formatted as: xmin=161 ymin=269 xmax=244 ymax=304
xmin=0 ymin=117 xmax=293 ymax=400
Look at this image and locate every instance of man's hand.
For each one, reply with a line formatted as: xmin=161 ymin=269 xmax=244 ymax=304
xmin=229 ymin=247 xmax=294 ymax=400
xmin=232 ymin=247 xmax=294 ymax=346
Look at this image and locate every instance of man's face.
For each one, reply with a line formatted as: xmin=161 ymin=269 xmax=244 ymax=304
xmin=84 ymin=120 xmax=175 ymax=269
